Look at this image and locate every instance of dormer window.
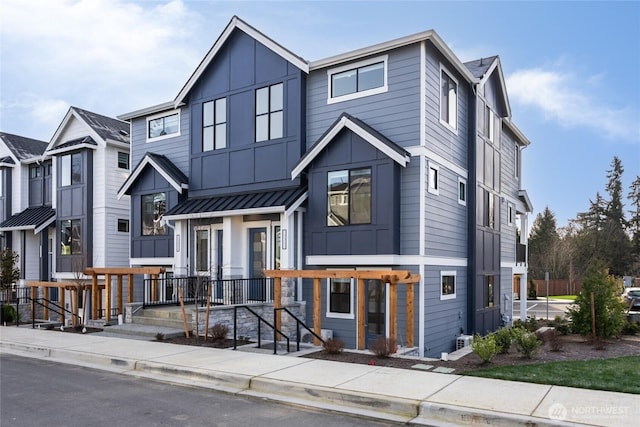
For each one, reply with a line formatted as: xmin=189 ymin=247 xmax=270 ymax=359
xmin=147 ymin=110 xmax=180 ymax=142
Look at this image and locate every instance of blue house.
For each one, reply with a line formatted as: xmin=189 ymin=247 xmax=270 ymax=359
xmin=118 ymin=16 xmax=532 ymax=357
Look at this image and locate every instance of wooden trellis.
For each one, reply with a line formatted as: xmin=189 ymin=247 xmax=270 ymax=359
xmin=263 ymin=269 xmax=420 ymax=349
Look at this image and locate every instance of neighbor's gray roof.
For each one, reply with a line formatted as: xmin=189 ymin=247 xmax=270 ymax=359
xmin=72 ymin=107 xmax=130 ymax=144
xmin=464 ymin=56 xmax=498 ymax=80
xmin=0 ymin=132 xmax=48 ymax=161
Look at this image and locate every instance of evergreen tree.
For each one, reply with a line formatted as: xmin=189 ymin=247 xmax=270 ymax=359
xmin=627 ymin=175 xmax=640 ymax=274
xmin=601 ymin=157 xmax=632 ymax=276
xmin=528 ymin=207 xmax=561 ymax=280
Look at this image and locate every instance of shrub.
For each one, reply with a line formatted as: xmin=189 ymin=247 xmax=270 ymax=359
xmin=369 ymin=336 xmax=397 ymax=358
xmin=209 ymin=323 xmax=229 ymax=341
xmin=493 ymin=327 xmax=513 ymax=354
xmin=547 ymin=315 xmax=571 ymax=335
xmin=513 ymin=328 xmax=541 ymax=359
xmin=155 ymin=332 xmax=165 ymax=341
xmin=527 ymin=279 xmax=537 ymax=299
xmin=322 ymin=338 xmax=345 ymax=354
xmin=512 ymin=316 xmax=540 ymax=332
xmin=471 ymin=333 xmax=499 ymax=363
xmin=621 ymin=321 xmax=640 ymax=335
xmin=1 ymin=304 xmax=17 ymax=323
xmin=566 ymin=264 xmax=626 ymax=339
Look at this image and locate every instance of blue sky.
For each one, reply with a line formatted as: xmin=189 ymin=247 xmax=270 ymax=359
xmin=1 ymin=0 xmax=639 ymax=229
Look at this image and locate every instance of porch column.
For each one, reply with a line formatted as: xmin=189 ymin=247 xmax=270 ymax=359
xmin=59 ymin=285 xmax=65 ymax=323
xmin=223 ymin=217 xmax=243 ymax=278
xmin=174 ymin=220 xmax=189 ymax=276
xmin=127 ymin=274 xmax=134 ymax=303
xmin=357 ymin=278 xmax=365 ymax=350
xmin=91 ymin=273 xmax=98 ymax=320
xmin=389 ymin=281 xmax=398 ymax=345
xmin=520 ymin=213 xmax=529 ymax=321
xmin=105 ymin=273 xmax=112 ymax=322
xmin=117 ymin=275 xmax=123 ymax=316
xmin=406 ymin=283 xmax=414 ymax=347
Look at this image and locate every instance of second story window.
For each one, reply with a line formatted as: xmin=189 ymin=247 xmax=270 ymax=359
xmin=61 ymin=153 xmax=82 ymax=187
xmin=255 ymin=83 xmax=283 ymax=142
xmin=60 ymin=219 xmax=82 ymax=255
xmin=142 ymin=192 xmax=166 ymax=236
xmin=147 ymin=111 xmax=179 ymax=141
xmin=118 ymin=152 xmax=130 ymax=170
xmin=328 ymin=55 xmax=388 ymax=103
xmin=440 ymin=68 xmax=458 ymax=131
xmin=485 ymin=107 xmax=495 ymax=143
xmin=327 ymin=168 xmax=371 ymax=226
xmin=203 ymin=97 xmax=227 ymax=151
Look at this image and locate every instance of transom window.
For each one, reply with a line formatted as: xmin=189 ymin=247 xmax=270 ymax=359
xmin=327 ymin=168 xmax=371 ymax=226
xmin=61 ymin=153 xmax=82 ymax=187
xmin=147 ymin=111 xmax=179 ymax=140
xmin=255 ymin=83 xmax=283 ymax=142
xmin=328 ymin=55 xmax=388 ymax=103
xmin=441 ymin=271 xmax=456 ymax=300
xmin=142 ymin=192 xmax=166 ymax=236
xmin=60 ymin=219 xmax=82 ymax=255
xmin=203 ymin=97 xmax=227 ymax=151
xmin=440 ymin=68 xmax=458 ymax=131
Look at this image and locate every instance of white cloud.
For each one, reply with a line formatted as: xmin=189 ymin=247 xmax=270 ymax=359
xmin=506 ymin=68 xmax=640 ymax=143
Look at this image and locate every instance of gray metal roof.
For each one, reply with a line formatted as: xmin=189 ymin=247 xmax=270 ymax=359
xmin=0 ymin=132 xmax=48 ymax=161
xmin=164 ymin=187 xmax=306 ymax=217
xmin=0 ymin=206 xmax=56 ymax=233
xmin=71 ymin=107 xmax=130 ymax=144
xmin=464 ymin=56 xmax=498 ymax=79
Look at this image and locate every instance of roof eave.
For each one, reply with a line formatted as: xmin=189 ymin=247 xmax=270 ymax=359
xmin=117 ymin=101 xmax=179 ymax=121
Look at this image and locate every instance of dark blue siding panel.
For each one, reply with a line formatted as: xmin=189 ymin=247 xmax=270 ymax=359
xmin=229 ymin=31 xmax=255 ymax=90
xmin=229 ymin=149 xmax=253 ymax=185
xmin=255 ymin=143 xmax=286 ymax=182
xmin=200 ymin=154 xmax=229 ymax=188
xmin=255 ymin=41 xmax=288 ymax=84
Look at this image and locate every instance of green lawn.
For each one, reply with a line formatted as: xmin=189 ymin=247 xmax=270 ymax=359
xmin=464 ymin=356 xmax=640 ymax=394
xmin=548 ymin=295 xmax=577 ymax=301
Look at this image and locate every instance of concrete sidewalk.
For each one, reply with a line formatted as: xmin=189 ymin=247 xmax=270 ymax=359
xmin=1 ymin=327 xmax=637 ymax=426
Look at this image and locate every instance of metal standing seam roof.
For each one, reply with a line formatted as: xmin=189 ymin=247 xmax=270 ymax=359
xmin=164 ymin=187 xmax=307 ymax=218
xmin=0 ymin=206 xmax=56 ymax=233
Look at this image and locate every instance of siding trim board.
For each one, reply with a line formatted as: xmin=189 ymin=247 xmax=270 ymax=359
xmin=307 ymin=254 xmax=467 ymax=267
xmin=407 ymin=146 xmax=468 ymax=178
xmin=292 ymin=113 xmax=410 ymax=179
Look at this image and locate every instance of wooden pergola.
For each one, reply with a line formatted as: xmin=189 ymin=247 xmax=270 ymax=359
xmin=263 ymin=269 xmax=420 ymax=349
xmin=25 ymin=281 xmax=105 ymax=326
xmin=84 ymin=267 xmax=164 ymax=322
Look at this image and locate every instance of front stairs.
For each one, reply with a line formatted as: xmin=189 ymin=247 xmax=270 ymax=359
xmin=98 ymin=306 xmax=188 ymax=339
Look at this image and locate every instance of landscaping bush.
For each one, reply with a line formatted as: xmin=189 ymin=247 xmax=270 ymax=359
xmin=512 ymin=316 xmax=540 ymax=332
xmin=513 ymin=327 xmax=541 ymax=359
xmin=209 ymin=323 xmax=229 ymax=341
xmin=621 ymin=321 xmax=640 ymax=335
xmin=322 ymin=338 xmax=345 ymax=354
xmin=493 ymin=327 xmax=513 ymax=354
xmin=471 ymin=333 xmax=499 ymax=363
xmin=547 ymin=315 xmax=571 ymax=335
xmin=566 ymin=264 xmax=626 ymax=339
xmin=369 ymin=336 xmax=397 ymax=358
xmin=1 ymin=304 xmax=17 ymax=323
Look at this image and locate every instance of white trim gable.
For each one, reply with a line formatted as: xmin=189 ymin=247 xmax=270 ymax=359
xmin=174 ymin=16 xmax=309 ymax=107
xmin=46 ymin=108 xmax=107 ymax=155
xmin=292 ymin=115 xmax=410 ymax=179
xmin=117 ymin=155 xmax=188 ymax=200
xmin=478 ymin=57 xmax=512 ymax=119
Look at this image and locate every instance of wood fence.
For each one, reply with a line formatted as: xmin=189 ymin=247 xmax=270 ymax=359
xmin=532 ymin=279 xmax=582 ymax=296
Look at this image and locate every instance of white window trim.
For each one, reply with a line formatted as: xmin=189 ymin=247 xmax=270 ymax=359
xmin=428 ymin=161 xmax=439 ymax=195
xmin=458 ymin=176 xmax=467 ymax=206
xmin=146 ymin=109 xmax=181 ymax=143
xmin=486 ymin=107 xmax=495 ymax=143
xmin=327 ymin=55 xmax=388 ymax=104
xmin=326 ymin=277 xmax=355 ymax=319
xmin=439 ymin=64 xmax=459 ymax=135
xmin=514 ymin=144 xmax=520 ymax=179
xmin=440 ymin=270 xmax=456 ymax=300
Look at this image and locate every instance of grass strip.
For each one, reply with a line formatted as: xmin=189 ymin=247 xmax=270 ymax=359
xmin=464 ymin=356 xmax=640 ymax=394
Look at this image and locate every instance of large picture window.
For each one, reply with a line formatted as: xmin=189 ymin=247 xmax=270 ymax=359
xmin=142 ymin=192 xmax=166 ymax=236
xmin=440 ymin=68 xmax=458 ymax=131
xmin=60 ymin=219 xmax=81 ymax=255
xmin=203 ymin=97 xmax=227 ymax=151
xmin=327 ymin=168 xmax=371 ymax=226
xmin=60 ymin=153 xmax=82 ymax=187
xmin=255 ymin=83 xmax=283 ymax=142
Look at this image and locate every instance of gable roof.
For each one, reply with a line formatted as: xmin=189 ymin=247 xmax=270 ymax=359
xmin=0 ymin=206 xmax=56 ymax=234
xmin=47 ymin=106 xmax=129 ymax=154
xmin=464 ymin=56 xmax=511 ymax=118
xmin=0 ymin=132 xmax=48 ymax=163
xmin=292 ymin=113 xmax=410 ymax=179
xmin=174 ymin=16 xmax=309 ymax=108
xmin=117 ymin=152 xmax=188 ymax=199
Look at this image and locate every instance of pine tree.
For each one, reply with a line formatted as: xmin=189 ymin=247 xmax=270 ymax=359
xmin=627 ymin=175 xmax=640 ymax=273
xmin=528 ymin=207 xmax=561 ymax=280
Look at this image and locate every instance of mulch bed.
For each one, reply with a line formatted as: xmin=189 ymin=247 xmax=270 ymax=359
xmin=161 ymin=335 xmax=253 ymax=349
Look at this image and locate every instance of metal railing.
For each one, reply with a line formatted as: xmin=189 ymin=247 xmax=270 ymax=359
xmin=274 ymin=307 xmax=325 ymax=352
xmin=233 ymin=305 xmax=289 ymax=354
xmin=143 ymin=276 xmax=274 ymax=307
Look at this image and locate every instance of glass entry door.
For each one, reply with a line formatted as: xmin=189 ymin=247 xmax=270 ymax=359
xmin=366 ymin=279 xmax=386 ymax=343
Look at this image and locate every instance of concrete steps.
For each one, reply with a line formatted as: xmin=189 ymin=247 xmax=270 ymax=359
xmin=131 ymin=306 xmax=192 ymax=330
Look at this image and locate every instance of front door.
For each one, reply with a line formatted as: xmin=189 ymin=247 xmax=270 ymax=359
xmin=366 ymin=279 xmax=386 ymax=344
xmin=195 ymin=228 xmax=210 ymax=276
xmin=248 ymin=228 xmax=267 ymax=301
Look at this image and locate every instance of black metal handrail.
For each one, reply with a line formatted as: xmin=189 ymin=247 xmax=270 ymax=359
xmin=233 ymin=305 xmax=289 ymax=354
xmin=275 ymin=307 xmax=325 ymax=352
xmin=27 ymin=296 xmax=81 ymax=329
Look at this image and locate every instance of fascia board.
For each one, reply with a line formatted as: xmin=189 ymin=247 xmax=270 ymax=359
xmin=35 ymin=215 xmax=56 ymax=234
xmin=118 ymin=101 xmax=177 ymax=121
xmin=117 ymin=155 xmax=186 ymax=200
xmin=284 ymin=191 xmax=308 ymax=218
xmin=479 ymin=58 xmax=512 ymax=118
xmin=504 ymin=119 xmax=531 ymax=147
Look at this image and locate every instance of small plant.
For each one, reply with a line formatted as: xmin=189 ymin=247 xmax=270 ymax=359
xmin=512 ymin=316 xmax=540 ymax=332
xmin=621 ymin=321 xmax=640 ymax=335
xmin=369 ymin=336 xmax=397 ymax=358
xmin=514 ymin=328 xmax=541 ymax=359
xmin=1 ymin=304 xmax=18 ymax=323
xmin=155 ymin=332 xmax=165 ymax=341
xmin=547 ymin=315 xmax=571 ymax=335
xmin=322 ymin=338 xmax=345 ymax=354
xmin=493 ymin=327 xmax=513 ymax=354
xmin=209 ymin=323 xmax=229 ymax=341
xmin=471 ymin=333 xmax=499 ymax=363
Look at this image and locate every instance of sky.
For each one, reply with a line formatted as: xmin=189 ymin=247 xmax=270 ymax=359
xmin=1 ymin=0 xmax=639 ymax=230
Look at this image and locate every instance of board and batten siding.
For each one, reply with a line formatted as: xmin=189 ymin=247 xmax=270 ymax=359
xmin=129 ymin=107 xmax=190 ymax=175
xmin=400 ymin=159 xmax=420 ymax=255
xmin=306 ymin=44 xmax=421 ymax=150
xmin=500 ymin=126 xmax=519 ymax=263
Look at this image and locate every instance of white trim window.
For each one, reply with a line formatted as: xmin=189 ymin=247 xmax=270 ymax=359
xmin=458 ymin=177 xmax=467 ymax=206
xmin=203 ymin=97 xmax=227 ymax=151
xmin=508 ymin=203 xmax=515 ymax=227
xmin=256 ymin=83 xmax=283 ymax=142
xmin=485 ymin=106 xmax=495 ymax=143
xmin=147 ymin=109 xmax=180 ymax=142
xmin=326 ymin=277 xmax=354 ymax=319
xmin=514 ymin=144 xmax=521 ymax=179
xmin=440 ymin=270 xmax=456 ymax=300
xmin=327 ymin=55 xmax=388 ymax=104
xmin=439 ymin=66 xmax=458 ymax=132
xmin=428 ymin=162 xmax=439 ymax=195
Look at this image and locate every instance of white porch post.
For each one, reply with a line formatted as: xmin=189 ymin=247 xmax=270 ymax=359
xmin=223 ymin=216 xmax=243 ymax=278
xmin=173 ymin=220 xmax=189 ymax=277
xmin=520 ymin=213 xmax=529 ymax=321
